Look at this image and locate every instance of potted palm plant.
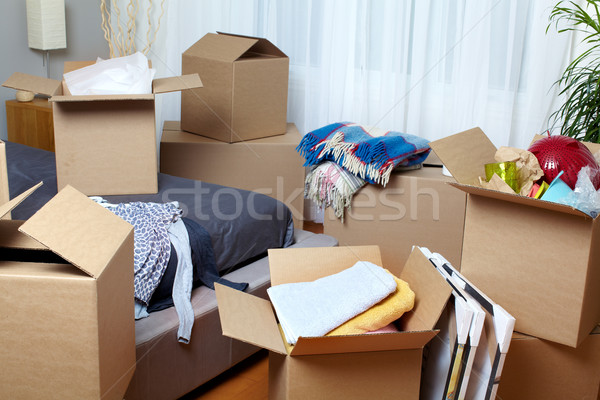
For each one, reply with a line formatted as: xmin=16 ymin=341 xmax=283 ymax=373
xmin=548 ymin=0 xmax=600 ymax=143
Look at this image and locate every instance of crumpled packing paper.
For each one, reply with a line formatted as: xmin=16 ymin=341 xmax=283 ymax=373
xmin=490 ymin=146 xmax=544 ymax=195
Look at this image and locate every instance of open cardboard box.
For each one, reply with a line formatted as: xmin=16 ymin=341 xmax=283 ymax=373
xmin=181 ymin=32 xmax=289 ymax=143
xmin=498 ymin=325 xmax=600 ymax=399
xmin=2 ymin=65 xmax=202 ymax=196
xmin=0 ymin=183 xmax=136 ymax=399
xmin=216 ymin=245 xmax=453 ymax=399
xmin=430 ymin=127 xmax=600 ymax=348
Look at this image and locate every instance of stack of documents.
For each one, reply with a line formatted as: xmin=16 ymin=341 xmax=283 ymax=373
xmin=419 ymin=247 xmax=515 ymax=400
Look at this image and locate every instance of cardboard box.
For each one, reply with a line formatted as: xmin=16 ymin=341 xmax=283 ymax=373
xmin=215 ymin=245 xmax=453 ymax=399
xmin=2 ymin=66 xmax=202 ymax=196
xmin=181 ymin=32 xmax=289 ymax=143
xmin=430 ymin=127 xmax=600 ymax=348
xmin=323 ymin=156 xmax=467 ymax=272
xmin=0 ymin=140 xmax=9 ymax=218
xmin=497 ymin=326 xmax=600 ymax=399
xmin=160 ymin=121 xmax=305 ymax=229
xmin=0 ymin=184 xmax=136 ymax=399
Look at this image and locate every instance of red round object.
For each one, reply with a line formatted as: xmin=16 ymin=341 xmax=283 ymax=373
xmin=528 ymin=135 xmax=600 ymax=190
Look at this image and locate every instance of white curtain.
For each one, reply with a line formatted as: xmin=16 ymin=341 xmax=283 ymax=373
xmin=114 ymin=0 xmax=577 ymax=218
xmin=125 ymin=0 xmax=575 ymax=149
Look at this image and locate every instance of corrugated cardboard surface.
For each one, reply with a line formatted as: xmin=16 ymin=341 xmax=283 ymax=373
xmin=429 ymin=127 xmax=496 ymax=185
xmin=323 ymin=166 xmax=466 ymax=272
xmin=0 ymin=187 xmax=135 ymax=399
xmin=216 ymin=246 xmax=452 ymax=399
xmin=269 ymin=349 xmax=423 ymax=400
xmin=0 ymin=141 xmax=9 ymax=219
xmin=497 ymin=328 xmax=600 ymax=399
xmin=181 ymin=32 xmax=288 ymax=142
xmin=2 ymin=71 xmax=61 ymax=96
xmin=160 ymin=121 xmax=304 ymax=229
xmin=431 ymin=127 xmax=600 ymax=348
xmin=53 ymin=99 xmax=158 ymax=195
xmin=230 ymin=58 xmax=289 ymax=139
xmin=268 ymin=245 xmax=384 ymax=286
xmin=460 ymin=194 xmax=596 ymax=347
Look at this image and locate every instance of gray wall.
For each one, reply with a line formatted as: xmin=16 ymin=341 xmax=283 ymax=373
xmin=0 ymin=0 xmax=109 ymax=140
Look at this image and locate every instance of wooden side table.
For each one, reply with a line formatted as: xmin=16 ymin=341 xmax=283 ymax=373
xmin=5 ymin=97 xmax=54 ymax=152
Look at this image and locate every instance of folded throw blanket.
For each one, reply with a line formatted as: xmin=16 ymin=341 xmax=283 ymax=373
xmin=326 ymin=272 xmax=415 ymax=336
xmin=267 ymin=261 xmax=397 ymax=345
xmin=297 ymin=122 xmax=431 ymax=186
xmin=304 ymin=161 xmax=366 ymax=222
xmin=366 ymin=323 xmax=399 ymax=334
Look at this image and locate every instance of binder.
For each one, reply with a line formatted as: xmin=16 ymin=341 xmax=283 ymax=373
xmin=420 ymin=247 xmax=480 ymax=400
xmin=425 ymin=248 xmax=515 ymax=400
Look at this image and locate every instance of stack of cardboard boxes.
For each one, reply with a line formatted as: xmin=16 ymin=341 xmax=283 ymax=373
xmin=3 ymin=30 xmax=599 ymax=398
xmin=160 ymin=32 xmax=306 ymax=229
xmin=323 ymin=151 xmax=467 ymax=272
xmin=0 ymin=32 xmax=304 ymax=399
xmin=1 ymin=60 xmax=203 ymax=399
xmin=430 ymin=127 xmax=600 ymax=399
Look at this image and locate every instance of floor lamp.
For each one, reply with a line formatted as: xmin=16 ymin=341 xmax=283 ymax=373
xmin=26 ymin=0 xmax=67 ymax=79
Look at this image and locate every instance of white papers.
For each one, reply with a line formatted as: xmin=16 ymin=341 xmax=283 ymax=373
xmin=419 ymin=247 xmax=514 ymax=400
xmin=64 ymin=52 xmax=156 ymax=95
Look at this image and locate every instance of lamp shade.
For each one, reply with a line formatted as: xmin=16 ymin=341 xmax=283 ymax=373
xmin=26 ymin=0 xmax=66 ymax=50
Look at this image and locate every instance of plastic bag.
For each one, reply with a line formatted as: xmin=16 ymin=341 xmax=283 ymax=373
xmin=562 ymin=166 xmax=600 ymax=217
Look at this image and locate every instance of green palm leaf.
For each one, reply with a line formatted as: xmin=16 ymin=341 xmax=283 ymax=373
xmin=548 ymin=0 xmax=600 ymax=142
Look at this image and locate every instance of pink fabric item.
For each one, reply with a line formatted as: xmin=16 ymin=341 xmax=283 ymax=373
xmin=365 ymin=323 xmax=399 ymax=334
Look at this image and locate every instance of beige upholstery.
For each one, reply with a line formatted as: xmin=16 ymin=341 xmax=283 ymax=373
xmin=124 ymin=229 xmax=338 ymax=400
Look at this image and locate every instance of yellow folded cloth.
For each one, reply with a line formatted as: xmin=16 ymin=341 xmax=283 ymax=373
xmin=326 ymin=270 xmax=415 ymax=336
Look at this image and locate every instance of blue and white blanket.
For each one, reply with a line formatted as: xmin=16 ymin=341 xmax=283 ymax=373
xmin=297 ymin=122 xmax=431 ymax=186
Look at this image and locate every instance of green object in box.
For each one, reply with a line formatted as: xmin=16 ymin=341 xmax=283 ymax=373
xmin=485 ymin=162 xmax=520 ymax=193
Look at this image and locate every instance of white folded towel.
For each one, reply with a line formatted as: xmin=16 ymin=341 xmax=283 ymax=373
xmin=267 ymin=261 xmax=397 ymax=345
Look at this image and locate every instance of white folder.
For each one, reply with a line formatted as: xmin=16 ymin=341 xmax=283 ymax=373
xmin=420 ymin=247 xmax=481 ymax=400
xmin=424 ymin=248 xmax=515 ymax=400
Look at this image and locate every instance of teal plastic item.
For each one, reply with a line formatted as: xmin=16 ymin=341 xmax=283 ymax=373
xmin=540 ymin=171 xmax=573 ymax=203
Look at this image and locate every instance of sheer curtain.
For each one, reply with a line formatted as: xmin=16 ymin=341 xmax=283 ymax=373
xmin=116 ymin=0 xmax=577 ymax=217
xmin=134 ymin=0 xmax=575 ymax=148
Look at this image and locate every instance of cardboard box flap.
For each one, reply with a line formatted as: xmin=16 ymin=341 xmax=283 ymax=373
xmin=268 ymin=246 xmax=383 ymax=286
xmin=2 ymin=72 xmax=61 ymax=97
xmin=449 ymin=182 xmax=591 ymax=218
xmin=215 ymin=283 xmax=287 ymax=355
xmin=152 ymin=74 xmax=203 ymax=94
xmin=429 ymin=127 xmax=497 ymax=185
xmin=218 ymin=32 xmax=287 ymax=58
xmin=0 ymin=220 xmax=48 ymax=250
xmin=0 ymin=182 xmax=43 ymax=219
xmin=163 ymin=120 xmax=180 ymax=131
xmin=18 ymin=185 xmax=133 ymax=278
xmin=398 ymin=247 xmax=453 ymax=332
xmin=186 ymin=32 xmax=258 ymax=63
xmin=290 ymin=330 xmax=439 ymax=356
xmin=50 ymin=94 xmax=155 ymax=102
xmin=63 ymin=60 xmax=96 ymax=74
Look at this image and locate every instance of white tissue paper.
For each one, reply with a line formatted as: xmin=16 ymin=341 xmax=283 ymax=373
xmin=63 ymin=52 xmax=156 ymax=95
